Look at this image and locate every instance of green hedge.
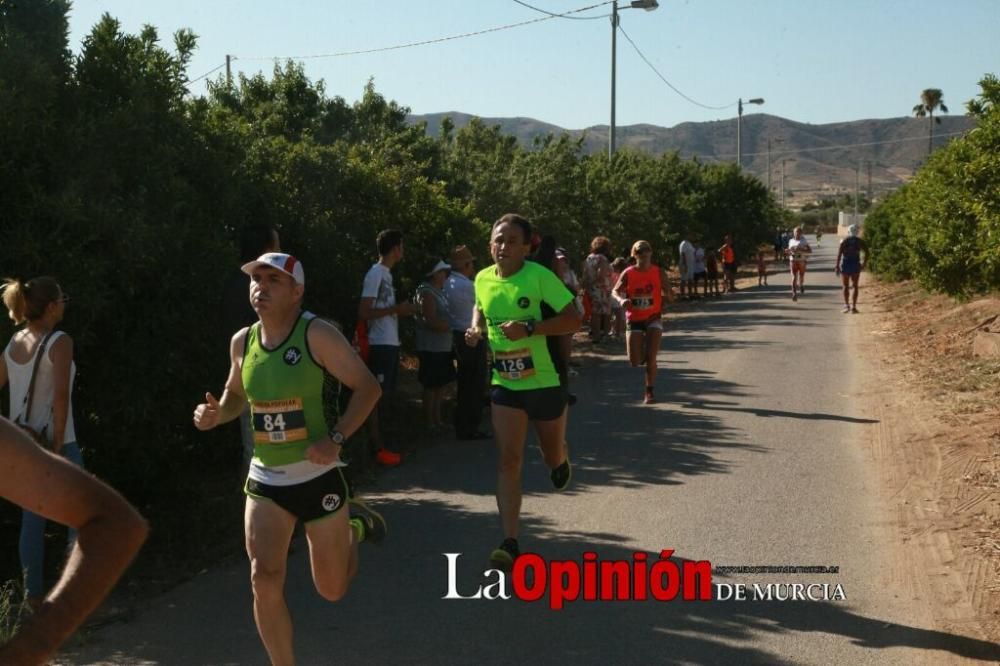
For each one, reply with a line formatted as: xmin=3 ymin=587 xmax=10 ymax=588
xmin=0 ymin=2 xmax=782 ymax=564
xmin=866 ymin=75 xmax=1000 ymax=297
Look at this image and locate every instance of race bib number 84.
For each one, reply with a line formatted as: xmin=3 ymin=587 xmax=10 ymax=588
xmin=252 ymin=398 xmax=308 ymax=444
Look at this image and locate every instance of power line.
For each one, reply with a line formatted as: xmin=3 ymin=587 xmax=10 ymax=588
xmin=776 ymin=186 xmax=899 ymax=193
xmin=512 ymin=0 xmax=609 ymax=20
xmin=236 ymin=1 xmax=614 ymax=61
xmin=189 ymin=62 xmax=227 ymax=84
xmin=700 ymin=130 xmax=970 ymax=161
xmin=617 ymin=25 xmax=736 ymax=111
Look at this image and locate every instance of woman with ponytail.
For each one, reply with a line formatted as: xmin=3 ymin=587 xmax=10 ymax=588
xmin=0 ymin=276 xmax=81 ymax=609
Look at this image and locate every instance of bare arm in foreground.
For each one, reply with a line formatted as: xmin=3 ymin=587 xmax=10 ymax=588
xmin=0 ymin=417 xmax=148 ymax=665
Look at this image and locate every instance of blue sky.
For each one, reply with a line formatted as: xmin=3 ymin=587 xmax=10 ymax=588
xmin=67 ymin=1 xmax=999 ymax=130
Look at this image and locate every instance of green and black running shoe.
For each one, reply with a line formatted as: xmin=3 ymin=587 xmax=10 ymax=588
xmin=550 ymin=459 xmax=572 ymax=491
xmin=349 ymin=497 xmax=387 ymax=545
xmin=489 ymin=538 xmax=520 ymax=571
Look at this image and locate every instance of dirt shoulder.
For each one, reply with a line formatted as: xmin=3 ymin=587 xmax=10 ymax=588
xmin=853 ymin=279 xmax=1000 ymax=644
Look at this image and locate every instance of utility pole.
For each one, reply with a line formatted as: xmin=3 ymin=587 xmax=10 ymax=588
xmin=854 ymin=160 xmax=860 ymax=219
xmin=737 ymin=98 xmax=742 ymax=169
xmin=736 ymin=97 xmax=764 ymax=169
xmin=866 ymin=160 xmax=872 ymax=202
xmin=609 ymin=4 xmax=618 ymax=160
xmin=226 ymin=54 xmax=232 ymax=88
xmin=607 ymin=1 xmax=658 ymax=160
xmin=781 ymin=159 xmax=787 ymax=209
xmin=767 ymin=138 xmax=771 ymax=193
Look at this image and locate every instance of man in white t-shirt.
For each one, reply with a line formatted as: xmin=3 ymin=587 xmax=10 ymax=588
xmin=359 ymin=230 xmax=419 ymax=465
xmin=785 ymin=226 xmax=812 ymax=302
xmin=692 ymin=244 xmax=707 ymax=297
xmin=678 ymin=235 xmax=695 ymax=299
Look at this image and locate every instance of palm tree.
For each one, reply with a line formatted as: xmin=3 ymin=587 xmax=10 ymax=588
xmin=912 ymin=88 xmax=948 ymax=158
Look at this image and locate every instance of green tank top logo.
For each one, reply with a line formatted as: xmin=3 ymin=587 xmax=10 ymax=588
xmin=283 ymin=347 xmax=303 ymax=365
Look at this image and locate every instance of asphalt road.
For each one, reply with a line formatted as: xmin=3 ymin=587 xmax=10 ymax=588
xmin=61 ymin=238 xmax=1000 ymax=665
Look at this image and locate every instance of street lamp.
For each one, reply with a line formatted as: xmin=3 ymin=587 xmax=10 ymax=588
xmin=737 ymin=97 xmax=764 ymax=169
xmin=610 ymin=0 xmax=659 ymax=159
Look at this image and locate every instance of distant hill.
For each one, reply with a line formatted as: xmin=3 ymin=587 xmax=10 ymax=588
xmin=407 ymin=111 xmax=976 ymax=206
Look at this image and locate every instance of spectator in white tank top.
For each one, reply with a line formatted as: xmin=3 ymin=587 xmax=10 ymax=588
xmin=0 ymin=276 xmax=83 ymax=608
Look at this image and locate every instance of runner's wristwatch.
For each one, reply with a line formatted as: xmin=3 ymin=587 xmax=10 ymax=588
xmin=329 ymin=430 xmax=345 ymax=445
xmin=524 ymin=321 xmax=535 ymax=336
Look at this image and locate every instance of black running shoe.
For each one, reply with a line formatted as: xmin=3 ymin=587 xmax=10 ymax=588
xmin=489 ymin=538 xmax=520 ymax=571
xmin=349 ymin=498 xmax=387 ymax=545
xmin=550 ymin=459 xmax=572 ymax=491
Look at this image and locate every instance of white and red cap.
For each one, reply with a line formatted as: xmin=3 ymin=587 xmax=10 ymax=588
xmin=241 ymin=253 xmax=305 ymax=285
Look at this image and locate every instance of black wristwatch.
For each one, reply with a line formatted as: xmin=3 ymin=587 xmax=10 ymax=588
xmin=329 ymin=429 xmax=345 ymax=445
xmin=524 ymin=321 xmax=536 ymax=336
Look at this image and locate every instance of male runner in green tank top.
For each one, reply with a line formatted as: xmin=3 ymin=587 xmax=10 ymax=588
xmin=193 ymin=253 xmax=383 ymax=666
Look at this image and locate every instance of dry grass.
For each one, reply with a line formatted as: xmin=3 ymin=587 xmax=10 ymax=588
xmin=869 ymin=282 xmax=1000 ymax=425
xmin=867 ymin=280 xmax=1000 ymax=640
xmin=0 ymin=578 xmax=26 ymax=645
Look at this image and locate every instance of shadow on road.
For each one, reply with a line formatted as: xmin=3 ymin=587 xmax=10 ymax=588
xmin=679 ymin=399 xmax=879 ymax=425
xmin=378 ymin=369 xmax=753 ymax=503
xmin=68 ymin=498 xmax=999 ymax=665
xmin=356 ymin=500 xmax=1000 ymax=666
xmin=60 ymin=239 xmax=996 ymax=665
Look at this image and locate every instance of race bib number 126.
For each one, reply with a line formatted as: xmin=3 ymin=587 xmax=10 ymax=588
xmin=493 ymin=349 xmax=536 ymax=381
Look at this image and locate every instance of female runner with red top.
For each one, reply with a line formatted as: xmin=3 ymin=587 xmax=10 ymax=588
xmin=612 ymin=241 xmax=675 ymax=404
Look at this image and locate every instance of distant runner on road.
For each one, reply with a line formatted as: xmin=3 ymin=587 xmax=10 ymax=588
xmin=193 ymin=252 xmax=384 ymax=666
xmin=466 ymin=214 xmax=581 ymax=571
xmin=785 ymin=227 xmax=812 ymax=301
xmin=836 ymin=224 xmax=868 ymax=313
xmin=613 ymin=240 xmax=675 ymax=405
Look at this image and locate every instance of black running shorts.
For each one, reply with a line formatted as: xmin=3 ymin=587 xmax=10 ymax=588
xmin=245 ymin=466 xmax=350 ymax=523
xmin=490 ymin=385 xmax=567 ymax=421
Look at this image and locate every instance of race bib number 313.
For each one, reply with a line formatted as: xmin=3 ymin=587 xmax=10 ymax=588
xmin=252 ymin=398 xmax=308 ymax=444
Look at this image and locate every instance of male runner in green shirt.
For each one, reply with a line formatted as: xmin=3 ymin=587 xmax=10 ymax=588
xmin=193 ymin=253 xmax=383 ymax=666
